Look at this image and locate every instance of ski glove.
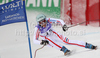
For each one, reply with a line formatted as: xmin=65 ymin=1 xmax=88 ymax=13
xmin=62 ymin=24 xmax=68 ymax=31
xmin=40 ymin=40 xmax=49 ymax=46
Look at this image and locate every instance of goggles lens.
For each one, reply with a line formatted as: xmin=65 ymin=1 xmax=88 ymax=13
xmin=39 ymin=19 xmax=46 ymax=25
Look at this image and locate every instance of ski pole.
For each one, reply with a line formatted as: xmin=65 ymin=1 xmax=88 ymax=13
xmin=34 ymin=45 xmax=45 ymax=58
xmin=68 ymin=21 xmax=86 ymax=28
xmin=68 ymin=19 xmax=100 ymax=28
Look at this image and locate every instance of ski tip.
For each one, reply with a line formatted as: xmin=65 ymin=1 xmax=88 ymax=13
xmin=95 ymin=46 xmax=98 ymax=50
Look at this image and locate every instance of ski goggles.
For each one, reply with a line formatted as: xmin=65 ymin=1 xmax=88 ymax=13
xmin=39 ymin=19 xmax=47 ymax=25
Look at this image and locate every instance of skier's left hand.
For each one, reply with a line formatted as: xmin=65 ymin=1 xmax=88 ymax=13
xmin=62 ymin=24 xmax=68 ymax=31
xmin=40 ymin=40 xmax=49 ymax=46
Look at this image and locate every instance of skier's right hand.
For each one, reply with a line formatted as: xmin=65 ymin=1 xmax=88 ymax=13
xmin=62 ymin=24 xmax=68 ymax=31
xmin=40 ymin=40 xmax=49 ymax=46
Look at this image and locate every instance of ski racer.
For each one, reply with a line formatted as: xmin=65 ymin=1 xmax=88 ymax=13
xmin=33 ymin=14 xmax=97 ymax=55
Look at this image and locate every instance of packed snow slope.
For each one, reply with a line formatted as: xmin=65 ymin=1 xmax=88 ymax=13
xmin=0 ymin=11 xmax=100 ymax=58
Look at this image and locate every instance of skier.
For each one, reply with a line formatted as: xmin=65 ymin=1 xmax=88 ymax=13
xmin=33 ymin=14 xmax=97 ymax=55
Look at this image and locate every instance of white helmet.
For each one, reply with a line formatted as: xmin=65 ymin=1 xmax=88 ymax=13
xmin=36 ymin=14 xmax=46 ymax=22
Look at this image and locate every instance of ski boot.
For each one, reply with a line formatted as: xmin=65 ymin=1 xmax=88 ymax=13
xmin=64 ymin=50 xmax=71 ymax=56
xmin=85 ymin=42 xmax=97 ymax=50
xmin=60 ymin=46 xmax=71 ymax=56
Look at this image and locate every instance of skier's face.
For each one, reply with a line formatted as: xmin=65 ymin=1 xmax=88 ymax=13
xmin=39 ymin=19 xmax=47 ymax=27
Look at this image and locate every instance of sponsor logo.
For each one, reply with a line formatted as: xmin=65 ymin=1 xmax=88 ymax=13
xmin=0 ymin=0 xmax=60 ymax=7
xmin=1 ymin=1 xmax=21 ymax=10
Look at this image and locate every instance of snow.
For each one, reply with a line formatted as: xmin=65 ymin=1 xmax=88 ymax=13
xmin=0 ymin=11 xmax=100 ymax=58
